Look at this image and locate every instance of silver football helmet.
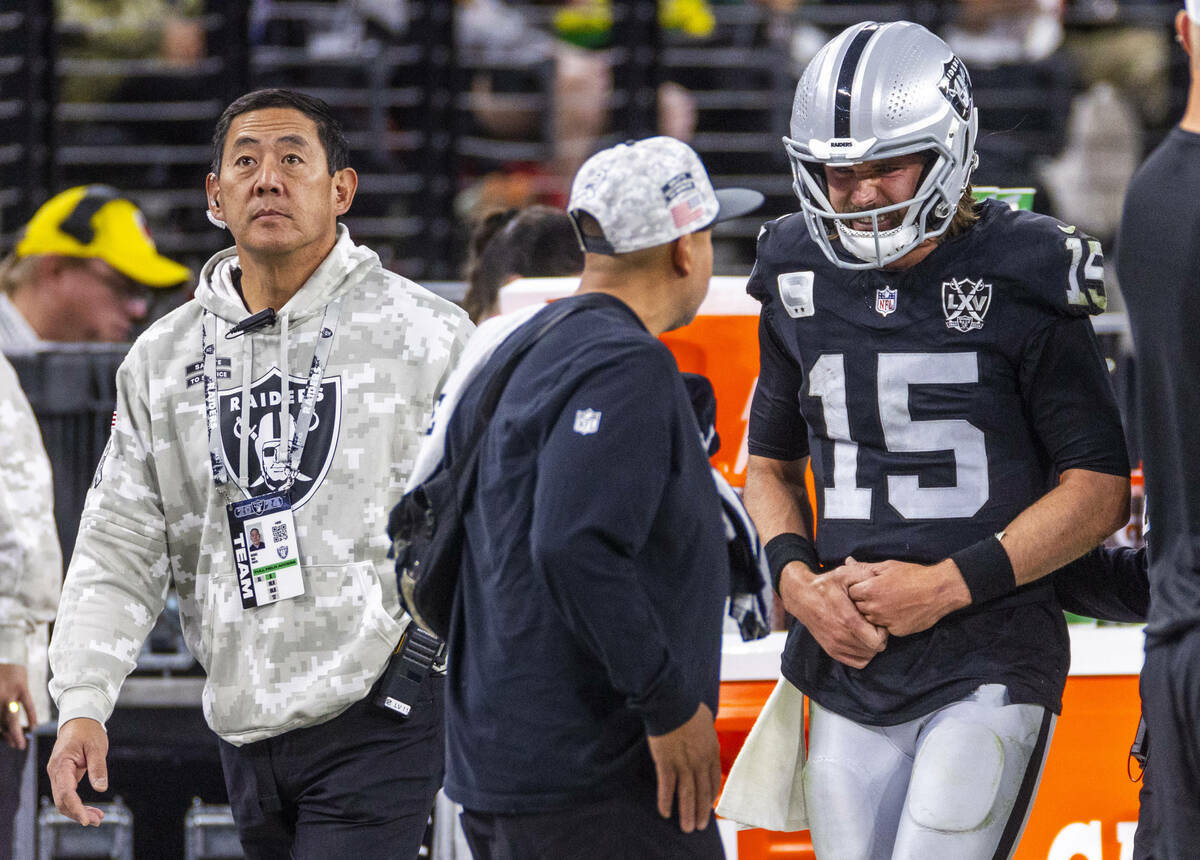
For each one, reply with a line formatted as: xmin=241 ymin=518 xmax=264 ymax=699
xmin=784 ymin=21 xmax=979 ymax=269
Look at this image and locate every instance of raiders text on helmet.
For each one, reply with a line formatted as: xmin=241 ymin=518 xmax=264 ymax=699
xmin=784 ymin=21 xmax=979 ymax=269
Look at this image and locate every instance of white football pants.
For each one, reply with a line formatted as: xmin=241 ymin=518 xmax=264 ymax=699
xmin=803 ymin=683 xmax=1054 ymax=860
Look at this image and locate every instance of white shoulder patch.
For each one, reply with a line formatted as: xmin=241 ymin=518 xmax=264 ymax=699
xmin=777 ymin=271 xmax=815 ymax=318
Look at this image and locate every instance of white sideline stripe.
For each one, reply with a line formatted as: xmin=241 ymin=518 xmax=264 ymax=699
xmin=717 ymin=817 xmax=740 ymax=858
xmin=502 ymin=277 xmax=1131 ymax=333
xmin=501 ymin=276 xmax=761 ymax=316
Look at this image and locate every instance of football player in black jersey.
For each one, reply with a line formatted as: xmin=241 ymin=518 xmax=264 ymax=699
xmin=739 ymin=21 xmax=1130 ymax=860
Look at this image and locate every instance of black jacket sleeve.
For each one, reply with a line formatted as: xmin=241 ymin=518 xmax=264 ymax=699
xmin=1053 ymin=545 xmax=1148 ymax=623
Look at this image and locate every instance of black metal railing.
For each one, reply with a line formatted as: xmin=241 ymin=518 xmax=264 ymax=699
xmin=0 ymin=0 xmax=1184 ymax=281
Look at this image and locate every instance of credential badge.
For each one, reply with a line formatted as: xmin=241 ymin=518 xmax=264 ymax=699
xmin=574 ymin=409 xmax=602 ymax=435
xmin=777 ymin=271 xmax=815 ymax=318
xmin=875 ymin=286 xmax=898 ymax=317
xmin=942 ymin=277 xmax=993 ymax=332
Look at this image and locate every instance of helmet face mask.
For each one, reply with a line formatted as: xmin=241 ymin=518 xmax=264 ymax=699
xmin=785 ymin=21 xmax=979 ymax=270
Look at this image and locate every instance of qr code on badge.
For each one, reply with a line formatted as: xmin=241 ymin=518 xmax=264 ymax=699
xmin=272 ymin=522 xmax=288 ymax=543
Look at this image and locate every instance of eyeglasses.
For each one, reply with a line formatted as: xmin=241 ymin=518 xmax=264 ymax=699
xmin=71 ymin=258 xmax=151 ymax=306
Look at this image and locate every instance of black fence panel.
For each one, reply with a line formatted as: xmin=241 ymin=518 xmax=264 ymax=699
xmin=9 ymin=346 xmax=127 ymax=561
xmin=0 ymin=1 xmax=1185 ymax=280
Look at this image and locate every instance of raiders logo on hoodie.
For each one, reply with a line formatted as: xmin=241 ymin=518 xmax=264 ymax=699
xmin=217 ymin=367 xmax=342 ymax=508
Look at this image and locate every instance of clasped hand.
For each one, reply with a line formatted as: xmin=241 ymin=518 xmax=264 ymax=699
xmin=778 ymin=558 xmax=887 ymax=669
xmin=780 ymin=557 xmax=971 ymax=668
xmin=844 ymin=557 xmax=971 ymax=637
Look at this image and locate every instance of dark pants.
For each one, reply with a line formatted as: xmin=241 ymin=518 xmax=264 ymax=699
xmin=1135 ymin=628 xmax=1200 ymax=859
xmin=218 ymin=675 xmax=444 ymax=860
xmin=1133 ymin=758 xmax=1155 ymax=860
xmin=459 ymin=791 xmax=725 ymax=860
xmin=0 ymin=744 xmax=26 ymax=860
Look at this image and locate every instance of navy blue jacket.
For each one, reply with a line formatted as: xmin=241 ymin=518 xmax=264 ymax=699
xmin=442 ymin=294 xmax=729 ymax=813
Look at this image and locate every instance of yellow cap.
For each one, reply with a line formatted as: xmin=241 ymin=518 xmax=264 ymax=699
xmin=15 ymin=185 xmax=190 ymax=288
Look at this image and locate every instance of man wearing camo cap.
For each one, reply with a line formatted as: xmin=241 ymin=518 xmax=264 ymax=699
xmin=436 ymin=136 xmax=760 ymax=858
xmin=45 ymin=88 xmax=471 ymax=858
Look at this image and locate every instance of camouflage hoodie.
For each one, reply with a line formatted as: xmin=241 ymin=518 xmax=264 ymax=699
xmin=50 ymin=226 xmax=471 ymax=744
xmin=0 ymin=353 xmax=61 ymax=725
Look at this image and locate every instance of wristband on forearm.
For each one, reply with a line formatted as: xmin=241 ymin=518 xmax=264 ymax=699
xmin=950 ymin=533 xmax=1015 ymax=605
xmin=764 ymin=533 xmax=820 ymax=595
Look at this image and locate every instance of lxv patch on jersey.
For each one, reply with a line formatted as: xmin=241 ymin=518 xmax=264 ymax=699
xmin=942 ymin=277 xmax=992 ymax=332
xmin=218 ymin=368 xmax=342 ymax=508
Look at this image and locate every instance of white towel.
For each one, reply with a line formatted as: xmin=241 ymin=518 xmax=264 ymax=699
xmin=716 ymin=677 xmax=809 ymax=832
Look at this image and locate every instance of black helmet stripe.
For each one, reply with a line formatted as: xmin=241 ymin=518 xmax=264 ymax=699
xmin=833 ymin=23 xmax=880 ymax=139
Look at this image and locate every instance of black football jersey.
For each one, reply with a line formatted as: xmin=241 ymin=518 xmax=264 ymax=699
xmin=748 ymin=199 xmax=1128 ymax=724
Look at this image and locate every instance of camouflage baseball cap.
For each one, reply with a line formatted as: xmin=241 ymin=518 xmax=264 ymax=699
xmin=568 ymin=136 xmax=763 ymax=255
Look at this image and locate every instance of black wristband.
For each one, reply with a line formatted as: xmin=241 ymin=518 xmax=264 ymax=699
xmin=764 ymin=533 xmax=820 ymax=595
xmin=950 ymin=534 xmax=1016 ymax=605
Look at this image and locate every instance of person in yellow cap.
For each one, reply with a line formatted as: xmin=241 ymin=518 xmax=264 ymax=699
xmin=0 ymin=185 xmax=189 ymax=350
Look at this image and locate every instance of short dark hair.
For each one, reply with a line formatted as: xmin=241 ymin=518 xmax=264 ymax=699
xmin=210 ymin=88 xmax=349 ymax=176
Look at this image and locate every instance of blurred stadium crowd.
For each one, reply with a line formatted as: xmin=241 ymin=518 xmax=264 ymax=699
xmin=0 ymin=0 xmax=1187 ymax=293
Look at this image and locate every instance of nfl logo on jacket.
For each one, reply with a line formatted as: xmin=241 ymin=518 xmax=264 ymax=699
xmin=573 ymin=408 xmax=601 ymax=435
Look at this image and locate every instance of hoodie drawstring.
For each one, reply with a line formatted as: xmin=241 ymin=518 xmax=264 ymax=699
xmin=286 ymin=297 xmax=343 ymax=486
xmin=200 ymin=297 xmax=343 ymax=501
xmin=280 ymin=310 xmax=291 ymax=493
xmin=239 ymin=334 xmax=253 ymax=492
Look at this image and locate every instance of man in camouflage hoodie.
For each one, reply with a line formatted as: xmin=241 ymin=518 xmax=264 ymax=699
xmin=46 ymin=89 xmax=471 ymax=859
xmin=0 ymin=353 xmax=61 ymax=860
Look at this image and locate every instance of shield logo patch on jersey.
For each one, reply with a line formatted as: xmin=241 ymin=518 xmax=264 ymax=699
xmin=875 ymin=286 xmax=898 ymax=317
xmin=573 ymin=408 xmax=602 ymax=435
xmin=942 ymin=278 xmax=992 ymax=332
xmin=218 ymin=368 xmax=342 ymax=508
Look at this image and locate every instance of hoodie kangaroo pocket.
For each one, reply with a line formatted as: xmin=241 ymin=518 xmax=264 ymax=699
xmin=201 ymin=562 xmax=398 ymax=736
